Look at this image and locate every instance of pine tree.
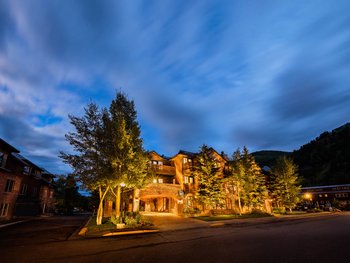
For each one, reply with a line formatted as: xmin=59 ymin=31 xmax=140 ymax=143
xmin=270 ymin=156 xmax=301 ymax=212
xmin=193 ymin=145 xmax=224 ymax=210
xmin=241 ymin=147 xmax=267 ymax=211
xmin=226 ymin=149 xmax=245 ymax=215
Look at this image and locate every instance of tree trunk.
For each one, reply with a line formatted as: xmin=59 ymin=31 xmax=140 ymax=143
xmin=115 ymin=186 xmax=121 ymax=217
xmin=237 ymin=185 xmax=242 ymax=215
xmin=96 ymin=185 xmax=110 ymax=225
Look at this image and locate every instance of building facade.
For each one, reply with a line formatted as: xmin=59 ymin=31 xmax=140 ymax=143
xmin=136 ymin=148 xmax=228 ymax=215
xmin=0 ymin=138 xmax=55 ymax=221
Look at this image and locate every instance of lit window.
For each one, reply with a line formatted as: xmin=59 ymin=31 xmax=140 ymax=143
xmin=0 ymin=203 xmax=9 ymax=217
xmin=188 ymin=158 xmax=192 ymax=163
xmin=152 ymin=161 xmax=157 ymax=165
xmin=153 ymin=178 xmax=157 ymax=184
xmin=189 ymin=177 xmax=194 ymax=184
xmin=184 ymin=176 xmax=188 ymax=184
xmin=325 ymin=194 xmax=328 ymax=197
xmin=158 ymin=161 xmax=163 ymax=166
xmin=183 ymin=158 xmax=188 ymax=164
xmin=158 ymin=178 xmax=163 ymax=184
xmin=319 ymin=194 xmax=322 ymax=197
xmin=4 ymin=179 xmax=15 ymax=192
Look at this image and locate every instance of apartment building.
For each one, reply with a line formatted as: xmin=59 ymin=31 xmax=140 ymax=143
xmin=0 ymin=138 xmax=55 ymax=221
xmin=137 ymin=148 xmax=228 ymax=215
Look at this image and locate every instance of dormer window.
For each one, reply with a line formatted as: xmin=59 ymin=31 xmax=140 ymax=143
xmin=0 ymin=152 xmax=4 ymax=167
xmin=23 ymin=166 xmax=31 ymax=175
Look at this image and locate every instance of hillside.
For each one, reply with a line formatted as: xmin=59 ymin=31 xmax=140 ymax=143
xmin=292 ymin=123 xmax=350 ymax=186
xmin=252 ymin=150 xmax=291 ymax=168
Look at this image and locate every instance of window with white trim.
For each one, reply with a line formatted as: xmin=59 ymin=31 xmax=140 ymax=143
xmin=0 ymin=152 xmax=4 ymax=167
xmin=0 ymin=203 xmax=9 ymax=217
xmin=184 ymin=176 xmax=188 ymax=184
xmin=20 ymin=184 xmax=28 ymax=195
xmin=4 ymin=179 xmax=15 ymax=192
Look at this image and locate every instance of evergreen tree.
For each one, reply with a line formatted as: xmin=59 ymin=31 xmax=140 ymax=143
xmin=193 ymin=145 xmax=224 ymax=210
xmin=226 ymin=149 xmax=245 ymax=215
xmin=241 ymin=147 xmax=267 ymax=211
xmin=270 ymin=156 xmax=301 ymax=212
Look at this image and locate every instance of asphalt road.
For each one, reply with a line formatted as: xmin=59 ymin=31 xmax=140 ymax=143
xmin=1 ymin=213 xmax=349 ymax=263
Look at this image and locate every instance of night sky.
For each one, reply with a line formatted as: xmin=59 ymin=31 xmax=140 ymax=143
xmin=1 ymin=0 xmax=350 ymax=174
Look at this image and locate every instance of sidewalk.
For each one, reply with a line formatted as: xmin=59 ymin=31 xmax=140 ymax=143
xmin=75 ymin=211 xmax=343 ymax=238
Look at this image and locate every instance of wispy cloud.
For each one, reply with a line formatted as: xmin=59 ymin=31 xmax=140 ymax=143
xmin=1 ymin=0 xmax=350 ymax=173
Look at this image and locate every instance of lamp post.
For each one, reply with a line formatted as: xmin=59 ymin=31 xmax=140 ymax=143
xmin=120 ymin=182 xmax=126 ymax=220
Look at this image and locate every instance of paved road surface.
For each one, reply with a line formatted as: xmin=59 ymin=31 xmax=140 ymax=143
xmin=1 ymin=213 xmax=349 ymax=263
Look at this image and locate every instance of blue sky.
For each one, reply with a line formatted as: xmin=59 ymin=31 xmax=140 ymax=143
xmin=1 ymin=0 xmax=350 ymax=174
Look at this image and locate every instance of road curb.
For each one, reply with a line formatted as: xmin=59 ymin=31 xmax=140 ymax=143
xmin=0 ymin=220 xmax=32 ymax=229
xmin=67 ymin=215 xmax=92 ymax=240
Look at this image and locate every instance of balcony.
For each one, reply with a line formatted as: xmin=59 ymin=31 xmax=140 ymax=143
xmin=150 ymin=165 xmax=176 ymax=176
xmin=140 ymin=183 xmax=181 ymax=199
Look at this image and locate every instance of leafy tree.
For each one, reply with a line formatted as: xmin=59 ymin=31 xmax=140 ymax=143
xmin=60 ymin=103 xmax=113 ymax=225
xmin=270 ymin=156 xmax=301 ymax=212
xmin=193 ymin=145 xmax=224 ymax=210
xmin=55 ymin=174 xmax=91 ymax=214
xmin=241 ymin=147 xmax=267 ymax=211
xmin=60 ymin=93 xmax=149 ymax=223
xmin=103 ymin=92 xmax=149 ymax=217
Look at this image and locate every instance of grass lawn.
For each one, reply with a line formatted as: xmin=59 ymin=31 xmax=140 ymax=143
xmin=194 ymin=213 xmax=272 ymax=222
xmin=85 ymin=216 xmax=155 ymax=237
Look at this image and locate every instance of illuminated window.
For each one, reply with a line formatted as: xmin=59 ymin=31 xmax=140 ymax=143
xmin=158 ymin=161 xmax=163 ymax=166
xmin=0 ymin=203 xmax=9 ymax=217
xmin=325 ymin=194 xmax=328 ymax=197
xmin=158 ymin=178 xmax=163 ymax=184
xmin=4 ymin=179 xmax=15 ymax=192
xmin=189 ymin=177 xmax=194 ymax=184
xmin=183 ymin=158 xmax=188 ymax=164
xmin=184 ymin=176 xmax=188 ymax=184
xmin=153 ymin=178 xmax=157 ymax=184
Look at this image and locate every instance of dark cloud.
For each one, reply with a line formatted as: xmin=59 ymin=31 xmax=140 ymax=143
xmin=2 ymin=0 xmax=350 ymax=173
xmin=0 ymin=114 xmax=70 ymax=174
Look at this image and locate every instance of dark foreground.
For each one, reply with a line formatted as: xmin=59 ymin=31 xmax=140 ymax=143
xmin=1 ymin=213 xmax=350 ymax=263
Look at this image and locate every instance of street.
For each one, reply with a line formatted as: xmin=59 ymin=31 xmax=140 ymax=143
xmin=0 ymin=213 xmax=349 ymax=263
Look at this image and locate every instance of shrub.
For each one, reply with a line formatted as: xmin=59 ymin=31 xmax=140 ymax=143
xmin=184 ymin=207 xmax=201 ymax=216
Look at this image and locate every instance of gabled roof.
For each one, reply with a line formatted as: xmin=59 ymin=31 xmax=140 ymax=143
xmin=148 ymin=150 xmax=170 ymax=160
xmin=177 ymin=150 xmax=196 ymax=158
xmin=0 ymin=138 xmax=20 ymax=153
xmin=12 ymin=152 xmax=43 ymax=171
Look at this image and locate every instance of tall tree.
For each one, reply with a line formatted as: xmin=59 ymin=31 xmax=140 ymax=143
xmin=226 ymin=149 xmax=246 ymax=215
xmin=60 ymin=103 xmax=113 ymax=225
xmin=241 ymin=147 xmax=267 ymax=211
xmin=193 ymin=145 xmax=224 ymax=210
xmin=270 ymin=156 xmax=301 ymax=212
xmin=103 ymin=92 xmax=149 ymax=217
